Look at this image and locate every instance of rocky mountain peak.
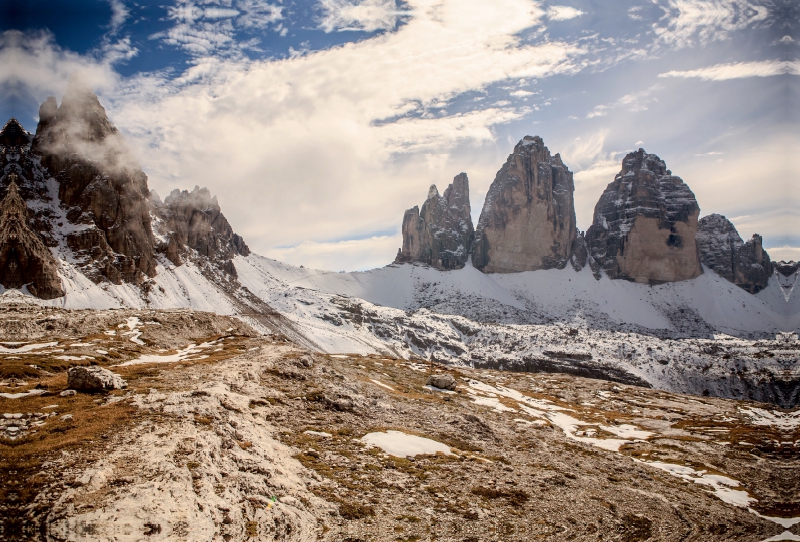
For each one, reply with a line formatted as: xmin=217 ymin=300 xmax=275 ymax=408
xmin=395 ymin=173 xmax=474 ymax=270
xmin=472 ymin=135 xmax=577 ymax=273
xmin=152 ymin=185 xmax=250 ymax=274
xmin=585 ymin=149 xmax=702 ymax=284
xmin=0 ymin=176 xmax=64 ymax=299
xmin=0 ymin=118 xmax=32 ymax=147
xmin=696 ymin=214 xmax=772 ymax=293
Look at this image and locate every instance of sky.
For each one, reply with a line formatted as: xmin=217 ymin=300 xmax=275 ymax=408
xmin=0 ymin=0 xmax=798 ymax=271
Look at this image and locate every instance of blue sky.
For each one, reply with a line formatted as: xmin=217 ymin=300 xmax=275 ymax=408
xmin=1 ymin=0 xmax=798 ymax=270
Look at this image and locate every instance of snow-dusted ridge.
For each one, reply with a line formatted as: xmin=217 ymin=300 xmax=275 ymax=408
xmin=8 ymin=246 xmax=797 ymax=407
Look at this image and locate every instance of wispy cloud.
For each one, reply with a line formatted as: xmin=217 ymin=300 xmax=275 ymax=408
xmin=659 ymin=60 xmax=798 ymax=81
xmin=653 ymin=0 xmax=769 ymax=49
xmin=318 ymin=0 xmax=411 ymax=33
xmin=547 ymin=6 xmax=584 ymax=21
xmin=107 ymin=0 xmax=130 ymax=30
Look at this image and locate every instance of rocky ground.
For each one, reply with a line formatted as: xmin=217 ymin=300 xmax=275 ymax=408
xmin=1 ymin=304 xmax=798 ymax=541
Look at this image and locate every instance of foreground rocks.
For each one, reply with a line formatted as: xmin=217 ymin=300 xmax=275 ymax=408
xmin=395 ymin=173 xmax=474 ymax=270
xmin=586 ymin=149 xmax=703 ymax=284
xmin=473 ymin=136 xmax=578 ymax=273
xmin=67 ymin=366 xmax=127 ymax=392
xmin=697 ymin=214 xmax=773 ymax=293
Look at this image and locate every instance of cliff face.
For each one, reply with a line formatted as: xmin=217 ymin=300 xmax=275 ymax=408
xmin=395 ymin=173 xmax=473 ymax=270
xmin=585 ymin=149 xmax=703 ymax=284
xmin=472 ymin=136 xmax=577 ymax=273
xmin=0 ymin=177 xmax=64 ymax=299
xmin=696 ymin=214 xmax=773 ymax=293
xmin=151 ymin=186 xmax=250 ymax=276
xmin=31 ymin=78 xmax=157 ymax=284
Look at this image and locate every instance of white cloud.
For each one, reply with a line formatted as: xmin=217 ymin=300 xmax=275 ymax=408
xmin=653 ymin=0 xmax=769 ymax=49
xmin=99 ymin=0 xmax=581 ymax=270
xmin=156 ymin=0 xmax=283 ymax=55
xmin=318 ymin=0 xmax=410 ymax=33
xmin=767 ymin=246 xmax=800 ymax=262
xmin=547 ymin=5 xmax=584 ymax=21
xmin=266 ymin=234 xmax=402 ymax=271
xmin=107 ymin=0 xmax=130 ymax=29
xmin=659 ymin=60 xmax=798 ymax=81
xmin=778 ymin=35 xmax=795 ymax=45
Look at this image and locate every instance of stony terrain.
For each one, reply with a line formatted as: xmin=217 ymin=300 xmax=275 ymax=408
xmin=1 ymin=303 xmax=798 ymax=541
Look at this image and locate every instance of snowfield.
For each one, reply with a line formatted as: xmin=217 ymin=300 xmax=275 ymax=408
xmin=6 ymin=248 xmax=799 ymax=406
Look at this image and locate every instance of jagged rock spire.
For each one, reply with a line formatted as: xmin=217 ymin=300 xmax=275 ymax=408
xmin=472 ymin=136 xmax=577 ymax=273
xmin=697 ymin=214 xmax=772 ymax=293
xmin=0 ymin=175 xmax=64 ymax=299
xmin=395 ymin=173 xmax=474 ymax=270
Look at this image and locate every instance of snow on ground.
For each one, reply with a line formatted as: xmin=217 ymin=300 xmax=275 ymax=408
xmin=640 ymin=461 xmax=755 ymax=508
xmin=116 ymin=339 xmax=224 ymax=366
xmin=0 ymin=389 xmax=47 ymax=399
xmin=361 ymin=430 xmax=452 ymax=458
xmin=739 ymin=407 xmax=800 ymax=431
xmin=0 ymin=342 xmax=58 ymax=353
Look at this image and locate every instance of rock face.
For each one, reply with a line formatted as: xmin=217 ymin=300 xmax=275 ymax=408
xmin=585 ymin=149 xmax=703 ymax=284
xmin=31 ymin=77 xmax=158 ymax=284
xmin=472 ymin=136 xmax=577 ymax=273
xmin=151 ymin=186 xmax=250 ymax=275
xmin=0 ymin=178 xmax=64 ymax=299
xmin=696 ymin=214 xmax=773 ymax=293
xmin=67 ymin=366 xmax=127 ymax=392
xmin=395 ymin=173 xmax=473 ymax=270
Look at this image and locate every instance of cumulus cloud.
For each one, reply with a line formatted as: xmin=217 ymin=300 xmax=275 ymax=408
xmin=659 ymin=60 xmax=798 ymax=80
xmin=318 ymin=0 xmax=410 ymax=33
xmin=767 ymin=246 xmax=800 ymax=262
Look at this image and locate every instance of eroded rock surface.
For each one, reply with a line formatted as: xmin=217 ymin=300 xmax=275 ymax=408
xmin=31 ymin=77 xmax=157 ymax=284
xmin=0 ymin=178 xmax=64 ymax=299
xmin=67 ymin=366 xmax=127 ymax=392
xmin=585 ymin=149 xmax=702 ymax=284
xmin=395 ymin=173 xmax=473 ymax=270
xmin=151 ymin=186 xmax=250 ymax=275
xmin=472 ymin=136 xmax=577 ymax=273
xmin=697 ymin=213 xmax=773 ymax=293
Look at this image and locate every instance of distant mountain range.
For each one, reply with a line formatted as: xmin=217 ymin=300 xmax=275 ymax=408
xmin=1 ymin=79 xmax=797 ymax=406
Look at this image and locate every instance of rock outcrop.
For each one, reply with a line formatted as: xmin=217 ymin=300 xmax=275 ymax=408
xmin=31 ymin=77 xmax=158 ymax=284
xmin=67 ymin=366 xmax=127 ymax=392
xmin=395 ymin=173 xmax=473 ymax=270
xmin=151 ymin=186 xmax=250 ymax=275
xmin=472 ymin=136 xmax=577 ymax=273
xmin=585 ymin=149 xmax=702 ymax=284
xmin=696 ymin=214 xmax=772 ymax=293
xmin=0 ymin=177 xmax=64 ymax=299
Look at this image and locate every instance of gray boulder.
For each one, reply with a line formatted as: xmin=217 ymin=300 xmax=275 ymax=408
xmin=67 ymin=366 xmax=127 ymax=392
xmin=427 ymin=373 xmax=457 ymax=391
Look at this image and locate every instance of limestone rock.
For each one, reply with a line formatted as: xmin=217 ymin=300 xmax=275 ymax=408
xmin=395 ymin=173 xmax=473 ymax=270
xmin=585 ymin=149 xmax=703 ymax=284
xmin=775 ymin=261 xmax=799 ymax=277
xmin=151 ymin=186 xmax=250 ymax=276
xmin=427 ymin=373 xmax=457 ymax=391
xmin=67 ymin=366 xmax=127 ymax=392
xmin=0 ymin=178 xmax=64 ymax=299
xmin=472 ymin=136 xmax=577 ymax=273
xmin=696 ymin=214 xmax=772 ymax=293
xmin=31 ymin=77 xmax=157 ymax=284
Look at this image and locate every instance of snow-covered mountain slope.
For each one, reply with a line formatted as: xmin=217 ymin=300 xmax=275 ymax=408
xmin=11 ymin=251 xmax=797 ymax=407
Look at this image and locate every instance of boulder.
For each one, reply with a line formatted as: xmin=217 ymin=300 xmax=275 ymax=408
xmin=585 ymin=149 xmax=703 ymax=284
xmin=427 ymin=373 xmax=457 ymax=391
xmin=472 ymin=136 xmax=578 ymax=273
xmin=67 ymin=366 xmax=127 ymax=392
xmin=696 ymin=214 xmax=772 ymax=293
xmin=395 ymin=173 xmax=473 ymax=270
